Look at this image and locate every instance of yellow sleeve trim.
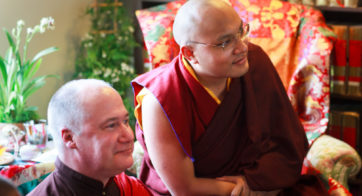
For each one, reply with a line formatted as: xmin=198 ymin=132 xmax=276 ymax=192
xmin=134 ymin=88 xmax=152 ymax=130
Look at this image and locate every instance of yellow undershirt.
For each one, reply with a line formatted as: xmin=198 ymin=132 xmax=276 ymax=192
xmin=135 ymin=56 xmax=231 ymax=129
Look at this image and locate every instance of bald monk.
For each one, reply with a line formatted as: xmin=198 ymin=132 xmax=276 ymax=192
xmin=132 ymin=0 xmax=329 ymax=195
xmin=28 ymin=79 xmax=151 ymax=196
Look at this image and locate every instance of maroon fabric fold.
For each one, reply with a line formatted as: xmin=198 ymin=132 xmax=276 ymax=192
xmin=192 ymin=77 xmax=257 ymax=177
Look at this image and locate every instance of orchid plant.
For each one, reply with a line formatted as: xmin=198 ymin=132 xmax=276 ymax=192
xmin=0 ymin=17 xmax=58 ymax=123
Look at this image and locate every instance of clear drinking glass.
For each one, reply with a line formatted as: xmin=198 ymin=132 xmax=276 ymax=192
xmin=24 ymin=120 xmax=47 ymax=150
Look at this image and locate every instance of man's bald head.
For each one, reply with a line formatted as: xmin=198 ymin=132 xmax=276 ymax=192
xmin=173 ymin=0 xmax=234 ymax=47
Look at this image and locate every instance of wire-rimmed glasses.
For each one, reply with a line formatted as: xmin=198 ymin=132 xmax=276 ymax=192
xmin=187 ymin=23 xmax=250 ymax=51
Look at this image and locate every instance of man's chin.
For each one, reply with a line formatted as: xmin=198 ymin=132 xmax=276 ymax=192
xmin=229 ymin=61 xmax=249 ymax=77
xmin=116 ymin=156 xmax=134 ymax=169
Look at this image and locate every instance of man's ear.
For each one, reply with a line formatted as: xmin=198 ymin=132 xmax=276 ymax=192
xmin=181 ymin=45 xmax=198 ymax=64
xmin=61 ymin=128 xmax=77 ymax=149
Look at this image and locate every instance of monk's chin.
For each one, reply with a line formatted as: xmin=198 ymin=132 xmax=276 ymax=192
xmin=230 ymin=61 xmax=249 ymax=77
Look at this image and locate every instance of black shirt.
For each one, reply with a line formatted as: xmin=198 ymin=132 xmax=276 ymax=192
xmin=27 ymin=158 xmax=120 ymax=196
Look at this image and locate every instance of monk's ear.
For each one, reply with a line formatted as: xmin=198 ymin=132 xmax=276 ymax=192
xmin=61 ymin=128 xmax=77 ymax=149
xmin=181 ymin=45 xmax=198 ymax=64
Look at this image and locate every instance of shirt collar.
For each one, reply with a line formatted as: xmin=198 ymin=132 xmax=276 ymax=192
xmin=55 ymin=157 xmax=119 ymax=194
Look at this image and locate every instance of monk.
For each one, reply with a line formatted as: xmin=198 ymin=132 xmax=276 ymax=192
xmin=132 ymin=0 xmax=329 ymax=195
xmin=28 ymin=79 xmax=151 ymax=196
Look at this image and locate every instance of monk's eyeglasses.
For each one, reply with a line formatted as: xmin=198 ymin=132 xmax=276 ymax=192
xmin=187 ymin=23 xmax=250 ymax=51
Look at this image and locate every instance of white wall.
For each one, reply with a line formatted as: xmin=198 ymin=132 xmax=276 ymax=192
xmin=0 ymin=0 xmax=92 ymax=119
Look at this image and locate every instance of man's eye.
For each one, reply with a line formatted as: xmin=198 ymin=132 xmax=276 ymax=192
xmin=107 ymin=122 xmax=119 ymax=129
xmin=123 ymin=119 xmax=129 ymax=125
xmin=218 ymin=39 xmax=232 ymax=48
xmin=239 ymin=28 xmax=244 ymax=36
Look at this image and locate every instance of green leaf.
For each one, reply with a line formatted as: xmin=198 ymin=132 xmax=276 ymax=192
xmin=22 ymin=76 xmax=48 ymax=99
xmin=24 ymin=106 xmax=38 ymax=112
xmin=0 ymin=56 xmax=7 ymax=86
xmin=4 ymin=48 xmax=13 ymax=63
xmin=24 ymin=59 xmax=42 ymax=81
xmin=6 ymin=60 xmax=17 ymax=92
xmin=31 ymin=47 xmax=58 ymax=64
xmin=4 ymin=29 xmax=16 ymax=53
xmin=7 ymin=91 xmax=17 ymax=106
xmin=4 ymin=29 xmax=21 ymax=66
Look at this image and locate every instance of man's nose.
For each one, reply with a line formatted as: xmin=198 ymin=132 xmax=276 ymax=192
xmin=233 ymin=38 xmax=248 ymax=55
xmin=119 ymin=125 xmax=134 ymax=142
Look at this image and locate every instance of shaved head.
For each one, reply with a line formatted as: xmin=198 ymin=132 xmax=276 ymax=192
xmin=173 ymin=0 xmax=249 ymax=80
xmin=47 ymin=79 xmax=112 ymax=151
xmin=173 ymin=0 xmax=235 ymax=47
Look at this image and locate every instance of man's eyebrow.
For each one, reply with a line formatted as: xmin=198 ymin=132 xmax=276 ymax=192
xmin=99 ymin=112 xmax=129 ymax=127
xmin=102 ymin=117 xmax=119 ymax=125
xmin=105 ymin=113 xmax=129 ymax=121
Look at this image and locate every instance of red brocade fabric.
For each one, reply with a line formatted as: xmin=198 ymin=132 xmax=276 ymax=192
xmin=132 ymin=44 xmax=329 ymax=195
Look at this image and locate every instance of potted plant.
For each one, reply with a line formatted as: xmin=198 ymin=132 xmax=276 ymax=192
xmin=0 ymin=17 xmax=58 ymax=154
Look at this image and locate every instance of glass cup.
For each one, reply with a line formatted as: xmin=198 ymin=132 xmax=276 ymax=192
xmin=24 ymin=121 xmax=47 ymax=150
xmin=0 ymin=124 xmax=26 ymax=158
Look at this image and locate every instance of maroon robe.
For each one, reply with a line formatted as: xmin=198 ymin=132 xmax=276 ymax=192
xmin=132 ymin=43 xmax=328 ymax=195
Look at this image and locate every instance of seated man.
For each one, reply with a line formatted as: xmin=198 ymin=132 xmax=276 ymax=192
xmin=132 ymin=0 xmax=329 ymax=195
xmin=28 ymin=79 xmax=151 ymax=196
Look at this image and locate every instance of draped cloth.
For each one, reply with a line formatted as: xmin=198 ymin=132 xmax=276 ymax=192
xmin=132 ymin=43 xmax=328 ymax=195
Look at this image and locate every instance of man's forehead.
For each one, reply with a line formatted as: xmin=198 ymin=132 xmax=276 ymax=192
xmin=100 ymin=86 xmax=118 ymax=96
xmin=83 ymin=93 xmax=126 ymax=123
xmin=81 ymin=87 xmax=122 ymax=108
xmin=188 ymin=1 xmax=237 ymax=26
xmin=194 ymin=8 xmax=241 ymax=33
xmin=173 ymin=0 xmax=238 ymax=45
